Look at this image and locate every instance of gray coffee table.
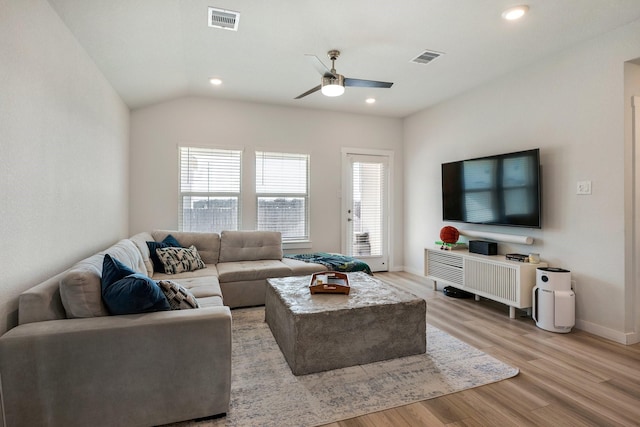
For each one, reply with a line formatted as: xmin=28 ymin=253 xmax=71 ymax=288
xmin=265 ymin=272 xmax=426 ymax=375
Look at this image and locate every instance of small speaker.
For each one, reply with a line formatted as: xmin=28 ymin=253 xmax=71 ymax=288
xmin=469 ymin=240 xmax=497 ymax=255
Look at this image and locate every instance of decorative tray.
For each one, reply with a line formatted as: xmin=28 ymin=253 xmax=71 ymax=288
xmin=309 ymin=272 xmax=350 ymax=295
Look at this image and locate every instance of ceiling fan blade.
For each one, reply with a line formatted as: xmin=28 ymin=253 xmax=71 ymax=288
xmin=344 ymin=78 xmax=393 ymax=88
xmin=294 ymin=85 xmax=321 ymax=99
xmin=305 ymin=54 xmax=336 ymax=78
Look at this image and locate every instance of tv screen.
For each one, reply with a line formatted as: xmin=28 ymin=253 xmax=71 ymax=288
xmin=441 ymin=148 xmax=541 ymax=228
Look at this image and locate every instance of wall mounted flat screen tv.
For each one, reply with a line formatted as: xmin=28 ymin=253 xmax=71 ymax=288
xmin=442 ymin=148 xmax=541 ymax=228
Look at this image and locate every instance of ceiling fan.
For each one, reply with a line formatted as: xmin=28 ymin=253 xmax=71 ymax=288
xmin=295 ymin=50 xmax=393 ymax=99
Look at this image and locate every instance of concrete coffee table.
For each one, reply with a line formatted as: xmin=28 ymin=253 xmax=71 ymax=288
xmin=265 ymin=272 xmax=426 ymax=375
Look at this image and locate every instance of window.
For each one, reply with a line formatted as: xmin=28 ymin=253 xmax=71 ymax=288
xmin=256 ymin=151 xmax=309 ymax=241
xmin=351 ymin=160 xmax=385 ymax=257
xmin=179 ymin=146 xmax=242 ymax=233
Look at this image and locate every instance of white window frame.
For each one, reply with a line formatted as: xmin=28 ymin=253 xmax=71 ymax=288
xmin=255 ymin=151 xmax=310 ymax=243
xmin=178 ymin=146 xmax=242 ymax=233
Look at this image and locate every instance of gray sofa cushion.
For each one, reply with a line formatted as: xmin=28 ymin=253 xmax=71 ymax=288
xmin=152 ymin=264 xmax=218 ymax=281
xmin=218 ymin=230 xmax=283 ymax=262
xmin=196 ymin=295 xmax=224 ymax=307
xmin=59 ymin=267 xmax=109 ymax=318
xmin=104 ymin=239 xmax=148 ymax=275
xmin=18 ymin=272 xmax=68 ymax=324
xmin=59 ymin=239 xmax=147 ymax=319
xmin=219 ymin=280 xmax=268 ymax=309
xmin=281 ymin=257 xmax=329 ymax=275
xmin=128 ymin=231 xmax=155 ymax=276
xmin=152 ymin=230 xmax=220 ymax=264
xmin=173 ymin=275 xmax=224 ymax=308
xmin=216 ymin=260 xmax=291 ymax=282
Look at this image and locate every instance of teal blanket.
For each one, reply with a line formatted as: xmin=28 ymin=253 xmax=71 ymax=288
xmin=285 ymin=252 xmax=372 ymax=275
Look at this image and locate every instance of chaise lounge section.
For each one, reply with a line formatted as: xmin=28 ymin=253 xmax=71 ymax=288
xmin=0 ymin=230 xmax=327 ymax=427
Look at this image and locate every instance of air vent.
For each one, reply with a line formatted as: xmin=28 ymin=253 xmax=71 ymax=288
xmin=411 ymin=49 xmax=444 ymax=65
xmin=208 ymin=7 xmax=240 ymax=31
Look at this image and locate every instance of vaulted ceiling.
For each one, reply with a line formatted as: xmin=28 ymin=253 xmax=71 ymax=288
xmin=47 ymin=0 xmax=640 ymax=117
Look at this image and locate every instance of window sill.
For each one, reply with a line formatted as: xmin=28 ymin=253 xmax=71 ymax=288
xmin=283 ymin=240 xmax=312 ymax=250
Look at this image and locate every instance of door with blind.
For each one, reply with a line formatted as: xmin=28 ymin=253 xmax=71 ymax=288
xmin=342 ymin=152 xmax=390 ymax=272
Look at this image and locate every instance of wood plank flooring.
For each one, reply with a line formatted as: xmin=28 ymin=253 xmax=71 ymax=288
xmin=321 ymin=271 xmax=640 ymax=427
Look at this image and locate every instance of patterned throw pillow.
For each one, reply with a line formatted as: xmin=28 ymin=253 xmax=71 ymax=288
xmin=146 ymin=234 xmax=182 ymax=272
xmin=155 ymin=245 xmax=206 ymax=274
xmin=157 ymin=280 xmax=200 ymax=310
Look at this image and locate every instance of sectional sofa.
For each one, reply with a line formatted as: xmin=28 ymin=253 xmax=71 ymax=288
xmin=0 ymin=230 xmax=327 ymax=427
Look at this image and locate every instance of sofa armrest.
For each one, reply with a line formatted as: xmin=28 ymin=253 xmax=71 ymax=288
xmin=0 ymin=307 xmax=232 ymax=427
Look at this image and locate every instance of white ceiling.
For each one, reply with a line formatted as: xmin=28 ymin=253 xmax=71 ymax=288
xmin=47 ymin=0 xmax=640 ymax=117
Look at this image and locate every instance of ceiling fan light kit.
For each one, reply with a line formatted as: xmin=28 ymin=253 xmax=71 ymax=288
xmin=321 ymin=75 xmax=345 ymax=97
xmin=295 ymin=50 xmax=393 ymax=99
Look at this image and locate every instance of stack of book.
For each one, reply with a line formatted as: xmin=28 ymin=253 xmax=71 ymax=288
xmin=435 ymin=241 xmax=468 ymax=251
xmin=506 ymin=253 xmax=529 ymax=262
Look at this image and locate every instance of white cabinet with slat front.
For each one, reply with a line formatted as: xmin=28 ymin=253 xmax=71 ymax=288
xmin=424 ymin=248 xmax=546 ymax=318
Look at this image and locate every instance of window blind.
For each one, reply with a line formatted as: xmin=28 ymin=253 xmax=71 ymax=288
xmin=255 ymin=151 xmax=309 ymax=241
xmin=352 ymin=161 xmax=385 ymax=257
xmin=179 ymin=146 xmax=242 ymax=233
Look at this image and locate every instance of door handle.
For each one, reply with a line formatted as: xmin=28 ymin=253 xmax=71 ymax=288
xmin=347 ymin=218 xmax=352 ymax=222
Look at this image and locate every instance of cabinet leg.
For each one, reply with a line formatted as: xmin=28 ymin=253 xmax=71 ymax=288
xmin=474 ymin=294 xmax=480 ymax=302
xmin=509 ymin=306 xmax=516 ymax=319
xmin=433 ymin=281 xmax=437 ymax=291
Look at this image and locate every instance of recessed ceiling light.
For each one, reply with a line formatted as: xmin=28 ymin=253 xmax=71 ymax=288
xmin=502 ymin=5 xmax=529 ymax=21
xmin=365 ymin=98 xmax=376 ymax=104
xmin=209 ymin=78 xmax=223 ymax=86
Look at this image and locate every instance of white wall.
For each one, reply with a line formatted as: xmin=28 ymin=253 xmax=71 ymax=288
xmin=129 ymin=97 xmax=404 ymax=268
xmin=404 ymin=19 xmax=640 ymax=343
xmin=625 ymin=62 xmax=640 ymax=341
xmin=0 ymin=0 xmax=129 ymax=334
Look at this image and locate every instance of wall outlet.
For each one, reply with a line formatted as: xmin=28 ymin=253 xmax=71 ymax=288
xmin=577 ymin=180 xmax=592 ymax=195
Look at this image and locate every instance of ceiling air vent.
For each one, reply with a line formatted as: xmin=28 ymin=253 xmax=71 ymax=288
xmin=208 ymin=7 xmax=240 ymax=31
xmin=411 ymin=49 xmax=444 ymax=65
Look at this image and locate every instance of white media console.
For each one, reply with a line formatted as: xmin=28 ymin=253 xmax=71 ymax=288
xmin=424 ymin=248 xmax=547 ymax=318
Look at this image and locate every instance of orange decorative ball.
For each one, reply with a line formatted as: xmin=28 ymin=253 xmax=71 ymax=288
xmin=440 ymin=226 xmax=460 ymax=244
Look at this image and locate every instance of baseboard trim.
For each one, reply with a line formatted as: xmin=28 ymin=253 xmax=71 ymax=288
xmin=626 ymin=332 xmax=640 ymax=345
xmin=575 ymin=319 xmax=638 ymax=345
xmin=402 ymin=266 xmax=422 ymax=276
xmin=391 ymin=269 xmax=640 ymax=345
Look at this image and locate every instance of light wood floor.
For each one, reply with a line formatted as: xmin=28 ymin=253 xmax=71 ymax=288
xmin=321 ymin=271 xmax=640 ymax=427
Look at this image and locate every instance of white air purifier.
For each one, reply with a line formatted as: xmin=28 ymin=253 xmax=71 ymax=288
xmin=532 ymin=267 xmax=575 ymax=333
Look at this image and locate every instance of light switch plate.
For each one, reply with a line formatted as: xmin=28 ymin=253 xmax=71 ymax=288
xmin=577 ymin=180 xmax=592 ymax=195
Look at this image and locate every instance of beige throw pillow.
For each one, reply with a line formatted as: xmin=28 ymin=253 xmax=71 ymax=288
xmin=59 ymin=267 xmax=109 ymax=318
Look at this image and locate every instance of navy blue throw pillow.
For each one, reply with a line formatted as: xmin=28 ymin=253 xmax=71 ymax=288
xmin=101 ymin=273 xmax=170 ymax=315
xmin=146 ymin=234 xmax=182 ymax=272
xmin=102 ymin=254 xmax=137 ymax=289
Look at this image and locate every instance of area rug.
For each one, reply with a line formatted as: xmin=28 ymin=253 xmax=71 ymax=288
xmin=175 ymin=307 xmax=518 ymax=427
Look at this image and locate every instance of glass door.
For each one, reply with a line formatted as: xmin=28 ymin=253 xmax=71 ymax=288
xmin=342 ymin=153 xmax=389 ymax=272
